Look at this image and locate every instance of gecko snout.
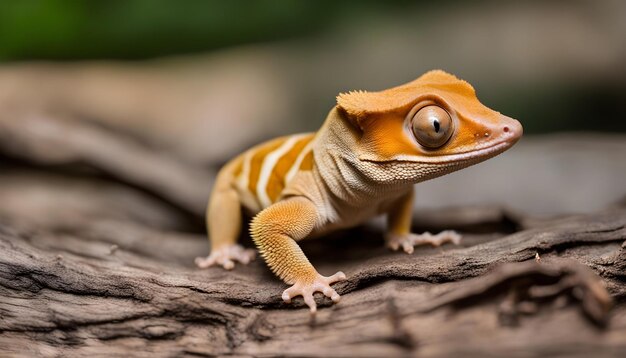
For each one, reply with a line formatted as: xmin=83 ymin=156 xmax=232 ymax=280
xmin=499 ymin=115 xmax=523 ymax=143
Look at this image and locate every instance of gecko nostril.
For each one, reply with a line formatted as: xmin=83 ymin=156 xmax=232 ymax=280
xmin=503 ymin=126 xmax=510 ymax=133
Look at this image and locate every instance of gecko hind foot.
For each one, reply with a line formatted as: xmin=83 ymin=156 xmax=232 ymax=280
xmin=282 ymin=271 xmax=346 ymax=314
xmin=387 ymin=230 xmax=462 ymax=254
xmin=195 ymin=244 xmax=256 ymax=270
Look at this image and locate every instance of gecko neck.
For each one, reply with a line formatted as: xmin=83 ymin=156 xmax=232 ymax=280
xmin=312 ymin=108 xmax=412 ymax=207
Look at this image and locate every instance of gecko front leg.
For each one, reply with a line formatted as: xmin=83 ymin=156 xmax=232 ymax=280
xmin=250 ymin=196 xmax=345 ymax=314
xmin=385 ymin=188 xmax=462 ymax=254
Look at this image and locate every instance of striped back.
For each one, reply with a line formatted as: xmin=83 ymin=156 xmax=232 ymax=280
xmin=233 ymin=133 xmax=315 ymax=211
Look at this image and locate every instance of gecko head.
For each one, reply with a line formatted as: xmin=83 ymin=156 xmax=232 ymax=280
xmin=336 ymin=70 xmax=522 ymax=184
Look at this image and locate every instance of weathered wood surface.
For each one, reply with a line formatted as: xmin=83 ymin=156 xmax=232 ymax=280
xmin=0 ymin=174 xmax=625 ymax=356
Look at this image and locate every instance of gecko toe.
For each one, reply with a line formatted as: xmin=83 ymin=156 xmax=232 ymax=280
xmin=282 ymin=289 xmax=294 ymax=303
xmin=222 ymin=259 xmax=235 ymax=270
xmin=303 ymin=293 xmax=317 ymax=314
xmin=324 ymin=288 xmax=341 ymax=302
xmin=194 ymin=256 xmax=214 ymax=268
xmin=327 ymin=271 xmax=347 ymax=282
xmin=402 ymin=241 xmax=415 ymax=254
xmin=322 ymin=286 xmax=339 ymax=301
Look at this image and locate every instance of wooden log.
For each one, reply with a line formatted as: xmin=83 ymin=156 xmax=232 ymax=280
xmin=1 ymin=203 xmax=624 ymax=357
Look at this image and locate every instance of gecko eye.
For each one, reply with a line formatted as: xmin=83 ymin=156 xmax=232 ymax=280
xmin=411 ymin=105 xmax=454 ymax=148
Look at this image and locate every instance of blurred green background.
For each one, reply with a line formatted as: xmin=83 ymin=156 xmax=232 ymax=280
xmin=0 ymin=0 xmax=624 ymax=134
xmin=0 ymin=0 xmax=342 ymax=61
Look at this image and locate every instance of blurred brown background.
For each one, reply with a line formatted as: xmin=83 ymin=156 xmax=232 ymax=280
xmin=0 ymin=0 xmax=625 ymax=221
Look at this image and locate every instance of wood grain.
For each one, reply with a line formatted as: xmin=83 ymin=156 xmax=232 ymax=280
xmin=0 ymin=199 xmax=624 ymax=356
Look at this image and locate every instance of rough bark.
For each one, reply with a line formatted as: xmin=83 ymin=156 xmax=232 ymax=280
xmin=0 ymin=198 xmax=624 ymax=357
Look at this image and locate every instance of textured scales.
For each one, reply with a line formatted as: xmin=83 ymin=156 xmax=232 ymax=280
xmin=196 ymin=70 xmax=523 ymax=314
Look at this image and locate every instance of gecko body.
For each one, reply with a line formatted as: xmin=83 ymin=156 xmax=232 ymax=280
xmin=196 ymin=70 xmax=523 ymax=313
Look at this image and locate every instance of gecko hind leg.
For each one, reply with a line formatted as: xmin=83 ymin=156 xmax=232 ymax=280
xmin=386 ymin=230 xmax=462 ymax=254
xmin=196 ymin=162 xmax=256 ymax=270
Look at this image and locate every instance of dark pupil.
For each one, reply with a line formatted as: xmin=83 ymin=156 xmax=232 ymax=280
xmin=433 ymin=119 xmax=440 ymax=133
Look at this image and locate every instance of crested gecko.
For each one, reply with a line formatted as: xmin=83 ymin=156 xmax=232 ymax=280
xmin=195 ymin=70 xmax=522 ymax=313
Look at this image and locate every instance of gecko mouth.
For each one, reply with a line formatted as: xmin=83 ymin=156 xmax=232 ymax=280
xmin=361 ymin=140 xmax=515 ymax=165
xmin=427 ymin=141 xmax=513 ymax=165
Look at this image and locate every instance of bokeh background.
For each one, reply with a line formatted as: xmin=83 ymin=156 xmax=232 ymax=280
xmin=0 ymin=0 xmax=624 ymax=221
xmin=2 ymin=3 xmax=626 ymax=355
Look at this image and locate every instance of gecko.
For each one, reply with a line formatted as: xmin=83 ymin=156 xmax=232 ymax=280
xmin=195 ymin=70 xmax=522 ymax=313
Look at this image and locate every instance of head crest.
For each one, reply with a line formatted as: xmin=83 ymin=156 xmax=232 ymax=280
xmin=336 ymin=70 xmax=475 ymax=127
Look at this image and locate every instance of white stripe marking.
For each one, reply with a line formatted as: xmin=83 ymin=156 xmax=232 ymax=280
xmin=237 ymin=150 xmax=254 ymax=191
xmin=285 ymin=138 xmax=314 ymax=183
xmin=256 ymin=135 xmax=306 ymax=208
xmin=235 ymin=150 xmax=262 ymax=212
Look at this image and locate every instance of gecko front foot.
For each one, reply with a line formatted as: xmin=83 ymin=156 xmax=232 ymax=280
xmin=282 ymin=271 xmax=346 ymax=314
xmin=386 ymin=230 xmax=462 ymax=254
xmin=195 ymin=244 xmax=256 ymax=270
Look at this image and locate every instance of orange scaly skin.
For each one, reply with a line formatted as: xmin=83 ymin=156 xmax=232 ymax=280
xmin=195 ymin=70 xmax=523 ymax=313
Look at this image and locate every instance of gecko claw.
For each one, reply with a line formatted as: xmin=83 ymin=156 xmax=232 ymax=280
xmin=195 ymin=244 xmax=256 ymax=270
xmin=386 ymin=230 xmax=462 ymax=254
xmin=282 ymin=271 xmax=346 ymax=313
